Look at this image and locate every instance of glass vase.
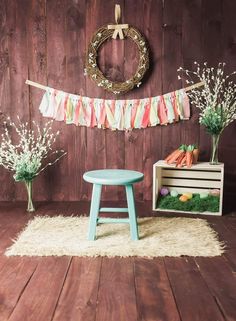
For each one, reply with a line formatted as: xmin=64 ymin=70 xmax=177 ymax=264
xmin=25 ymin=180 xmax=35 ymax=212
xmin=210 ymin=134 xmax=220 ymax=165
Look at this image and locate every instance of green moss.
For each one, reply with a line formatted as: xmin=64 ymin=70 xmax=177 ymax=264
xmin=157 ymin=194 xmax=219 ymax=213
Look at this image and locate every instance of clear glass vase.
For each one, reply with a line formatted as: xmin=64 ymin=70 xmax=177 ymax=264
xmin=25 ymin=180 xmax=35 ymax=212
xmin=210 ymin=134 xmax=220 ymax=165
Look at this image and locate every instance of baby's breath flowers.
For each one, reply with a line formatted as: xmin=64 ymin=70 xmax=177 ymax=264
xmin=0 ymin=118 xmax=66 ymax=211
xmin=178 ymin=62 xmax=236 ymax=164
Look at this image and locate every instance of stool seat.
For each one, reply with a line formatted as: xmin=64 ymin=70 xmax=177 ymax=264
xmin=83 ymin=169 xmax=144 ymax=185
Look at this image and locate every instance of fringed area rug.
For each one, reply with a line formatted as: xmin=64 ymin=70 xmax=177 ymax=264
xmin=5 ymin=216 xmax=225 ymax=258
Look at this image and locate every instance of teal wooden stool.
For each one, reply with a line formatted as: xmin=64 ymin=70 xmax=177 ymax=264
xmin=83 ymin=169 xmax=144 ymax=241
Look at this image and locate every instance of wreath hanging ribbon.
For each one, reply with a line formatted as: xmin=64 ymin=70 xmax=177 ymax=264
xmin=107 ymin=4 xmax=128 ymax=39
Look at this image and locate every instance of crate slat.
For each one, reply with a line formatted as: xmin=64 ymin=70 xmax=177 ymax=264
xmin=164 ymin=186 xmax=211 ymax=194
xmin=162 ymin=178 xmax=221 ymax=188
xmin=154 ymin=208 xmax=222 ymax=216
xmin=162 ymin=169 xmax=221 ymax=180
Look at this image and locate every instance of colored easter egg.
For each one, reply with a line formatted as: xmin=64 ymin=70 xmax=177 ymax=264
xmin=179 ymin=195 xmax=189 ymax=202
xmin=160 ymin=187 xmax=169 ymax=196
xmin=170 ymin=190 xmax=178 ymax=197
xmin=183 ymin=192 xmax=193 ymax=199
xmin=200 ymin=192 xmax=209 ymax=199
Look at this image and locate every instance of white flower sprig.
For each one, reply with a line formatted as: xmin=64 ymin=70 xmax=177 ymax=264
xmin=178 ymin=62 xmax=236 ymax=135
xmin=0 ymin=118 xmax=66 ymax=182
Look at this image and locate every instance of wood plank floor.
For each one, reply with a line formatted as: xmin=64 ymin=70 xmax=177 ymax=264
xmin=0 ymin=201 xmax=235 ymax=321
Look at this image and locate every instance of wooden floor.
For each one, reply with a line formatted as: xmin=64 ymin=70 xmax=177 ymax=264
xmin=0 ymin=201 xmax=236 ymax=321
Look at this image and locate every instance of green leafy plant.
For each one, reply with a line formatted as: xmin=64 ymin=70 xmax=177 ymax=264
xmin=0 ymin=118 xmax=66 ymax=211
xmin=178 ymin=62 xmax=236 ymax=164
xmin=178 ymin=62 xmax=236 ymax=135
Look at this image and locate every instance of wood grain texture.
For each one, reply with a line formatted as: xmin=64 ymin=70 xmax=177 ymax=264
xmin=96 ymin=257 xmax=138 ymax=321
xmin=135 ymin=258 xmax=180 ymax=321
xmin=195 ymin=256 xmax=236 ymax=321
xmin=164 ymin=257 xmax=224 ymax=321
xmin=0 ymin=202 xmax=236 ymax=320
xmin=0 ymin=206 xmax=29 ymax=255
xmin=8 ymin=257 xmax=71 ymax=321
xmin=27 ymin=0 xmax=49 ymax=201
xmin=181 ymin=0 xmax=202 ymax=146
xmin=224 ymin=249 xmax=236 ymax=273
xmin=45 ymin=0 xmax=69 ymax=201
xmin=219 ymin=0 xmax=236 ymax=204
xmin=103 ymin=0 xmax=125 ymax=201
xmin=64 ymin=0 xmax=86 ymax=201
xmin=52 ymin=257 xmax=102 ymax=321
xmin=85 ymin=0 xmax=107 ymax=201
xmin=0 ymin=0 xmax=14 ymax=201
xmin=161 ymin=0 xmax=182 ymax=159
xmin=122 ymin=0 xmax=145 ymax=201
xmin=141 ymin=0 xmax=163 ymax=201
xmin=7 ymin=0 xmax=30 ymax=201
xmin=199 ymin=0 xmax=223 ymax=162
xmin=0 ymin=257 xmax=38 ymax=321
xmin=0 ymin=0 xmax=235 ymax=203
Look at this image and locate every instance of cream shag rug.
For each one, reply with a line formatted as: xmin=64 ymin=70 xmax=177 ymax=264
xmin=5 ymin=216 xmax=224 ymax=258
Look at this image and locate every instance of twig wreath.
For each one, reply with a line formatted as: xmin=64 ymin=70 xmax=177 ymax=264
xmin=84 ymin=5 xmax=149 ymax=95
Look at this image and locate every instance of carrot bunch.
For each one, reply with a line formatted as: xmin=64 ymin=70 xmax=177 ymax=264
xmin=165 ymin=144 xmax=198 ymax=168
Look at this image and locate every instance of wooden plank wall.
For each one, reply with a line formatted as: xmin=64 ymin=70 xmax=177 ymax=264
xmin=0 ymin=0 xmax=235 ymax=203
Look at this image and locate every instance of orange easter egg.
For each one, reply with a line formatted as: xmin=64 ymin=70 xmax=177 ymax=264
xmin=179 ymin=195 xmax=189 ymax=202
xmin=183 ymin=192 xmax=193 ymax=199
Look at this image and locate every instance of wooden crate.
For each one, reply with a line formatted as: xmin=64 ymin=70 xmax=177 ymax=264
xmin=153 ymin=160 xmax=224 ymax=216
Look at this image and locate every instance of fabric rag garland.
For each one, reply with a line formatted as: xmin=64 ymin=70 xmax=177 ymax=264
xmin=39 ymin=87 xmax=190 ymax=131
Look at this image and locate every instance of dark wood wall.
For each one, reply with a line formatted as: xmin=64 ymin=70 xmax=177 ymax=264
xmin=0 ymin=0 xmax=235 ymax=204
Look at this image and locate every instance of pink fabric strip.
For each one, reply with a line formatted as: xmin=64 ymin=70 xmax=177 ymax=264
xmin=63 ymin=94 xmax=69 ymax=121
xmin=141 ymin=99 xmax=151 ymax=128
xmin=171 ymin=91 xmax=180 ymax=121
xmin=90 ymin=99 xmax=97 ymax=127
xmin=73 ymin=97 xmax=81 ymax=126
xmin=182 ymin=91 xmax=190 ymax=119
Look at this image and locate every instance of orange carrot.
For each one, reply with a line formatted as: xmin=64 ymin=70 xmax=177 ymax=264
xmin=192 ymin=148 xmax=199 ymax=164
xmin=186 ymin=145 xmax=195 ymax=168
xmin=177 ymin=154 xmax=187 ymax=167
xmin=176 ymin=152 xmax=185 ymax=166
xmin=186 ymin=151 xmax=193 ymax=168
xmin=167 ymin=150 xmax=183 ymax=164
xmin=167 ymin=145 xmax=187 ymax=164
xmin=165 ymin=149 xmax=179 ymax=162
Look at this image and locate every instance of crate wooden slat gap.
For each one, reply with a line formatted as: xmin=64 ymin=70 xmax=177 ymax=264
xmin=153 ymin=161 xmax=224 ymax=216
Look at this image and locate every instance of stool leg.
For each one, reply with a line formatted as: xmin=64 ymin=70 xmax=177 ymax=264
xmin=125 ymin=184 xmax=139 ymax=240
xmin=88 ymin=184 xmax=102 ymax=240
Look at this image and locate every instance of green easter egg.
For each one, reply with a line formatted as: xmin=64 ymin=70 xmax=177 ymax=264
xmin=200 ymin=192 xmax=208 ymax=199
xmin=170 ymin=190 xmax=178 ymax=197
